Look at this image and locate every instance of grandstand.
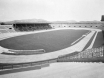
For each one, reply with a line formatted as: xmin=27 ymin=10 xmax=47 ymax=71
xmin=13 ymin=23 xmax=52 ymax=31
xmin=57 ymin=46 xmax=104 ymax=62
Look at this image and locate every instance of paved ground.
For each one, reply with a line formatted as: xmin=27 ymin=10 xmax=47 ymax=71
xmin=0 ymin=62 xmax=104 ymax=78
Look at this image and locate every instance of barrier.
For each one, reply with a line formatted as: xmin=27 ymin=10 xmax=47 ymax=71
xmin=2 ymin=49 xmax=45 ymax=55
xmin=0 ymin=58 xmax=57 ymax=70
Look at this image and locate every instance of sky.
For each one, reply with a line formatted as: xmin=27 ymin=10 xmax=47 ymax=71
xmin=0 ymin=0 xmax=104 ymax=22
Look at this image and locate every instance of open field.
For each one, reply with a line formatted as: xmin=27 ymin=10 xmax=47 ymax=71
xmin=0 ymin=29 xmax=88 ymax=52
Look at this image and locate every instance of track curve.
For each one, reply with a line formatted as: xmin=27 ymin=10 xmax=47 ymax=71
xmin=0 ymin=28 xmax=102 ymax=63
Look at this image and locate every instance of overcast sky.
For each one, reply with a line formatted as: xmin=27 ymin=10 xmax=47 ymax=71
xmin=0 ymin=0 xmax=104 ymax=22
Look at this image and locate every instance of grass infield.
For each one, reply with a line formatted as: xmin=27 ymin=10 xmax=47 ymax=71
xmin=0 ymin=29 xmax=88 ymax=52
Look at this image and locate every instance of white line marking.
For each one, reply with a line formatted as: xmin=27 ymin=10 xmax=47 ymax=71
xmin=71 ymin=36 xmax=84 ymax=45
xmin=87 ymin=31 xmax=98 ymax=49
xmin=70 ymin=31 xmax=95 ymax=51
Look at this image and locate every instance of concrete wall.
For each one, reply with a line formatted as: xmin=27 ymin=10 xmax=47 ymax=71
xmin=50 ymin=23 xmax=104 ymax=29
xmin=0 ymin=23 xmax=104 ymax=33
xmin=50 ymin=23 xmax=104 ymax=39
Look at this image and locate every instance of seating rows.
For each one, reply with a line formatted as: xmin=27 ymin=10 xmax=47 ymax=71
xmin=0 ymin=25 xmax=16 ymax=34
xmin=13 ymin=24 xmax=52 ymax=32
xmin=0 ymin=24 xmax=53 ymax=34
xmin=0 ymin=58 xmax=57 ymax=71
xmin=57 ymin=46 xmax=104 ymax=62
xmin=0 ymin=46 xmax=103 ymax=70
xmin=71 ymin=46 xmax=104 ymax=59
xmin=0 ymin=29 xmax=16 ymax=33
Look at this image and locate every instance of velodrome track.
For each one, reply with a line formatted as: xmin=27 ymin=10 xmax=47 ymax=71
xmin=0 ymin=28 xmax=102 ymax=63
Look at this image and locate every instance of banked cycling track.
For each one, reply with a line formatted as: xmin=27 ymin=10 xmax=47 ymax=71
xmin=0 ymin=28 xmax=102 ymax=63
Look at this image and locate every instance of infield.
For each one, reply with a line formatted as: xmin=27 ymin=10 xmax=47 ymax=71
xmin=0 ymin=29 xmax=89 ymax=52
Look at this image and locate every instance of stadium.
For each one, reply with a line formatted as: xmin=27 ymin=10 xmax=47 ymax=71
xmin=0 ymin=16 xmax=104 ymax=77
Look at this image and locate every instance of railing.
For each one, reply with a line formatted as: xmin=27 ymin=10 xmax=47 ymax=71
xmin=2 ymin=49 xmax=45 ymax=55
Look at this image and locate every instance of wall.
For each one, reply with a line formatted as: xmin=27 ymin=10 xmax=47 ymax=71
xmin=50 ymin=23 xmax=104 ymax=29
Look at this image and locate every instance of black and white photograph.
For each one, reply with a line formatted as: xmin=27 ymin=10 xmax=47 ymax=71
xmin=0 ymin=0 xmax=104 ymax=78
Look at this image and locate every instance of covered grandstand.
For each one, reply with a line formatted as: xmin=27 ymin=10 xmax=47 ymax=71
xmin=13 ymin=23 xmax=52 ymax=31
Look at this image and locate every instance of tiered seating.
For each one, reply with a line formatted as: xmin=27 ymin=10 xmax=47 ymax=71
xmin=0 ymin=26 xmax=6 ymax=29
xmin=13 ymin=24 xmax=52 ymax=32
xmin=0 ymin=26 xmax=8 ymax=33
xmin=0 ymin=58 xmax=56 ymax=71
xmin=57 ymin=46 xmax=104 ymax=62
xmin=70 ymin=46 xmax=104 ymax=59
xmin=4 ymin=26 xmax=15 ymax=33
xmin=0 ymin=30 xmax=9 ymax=33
